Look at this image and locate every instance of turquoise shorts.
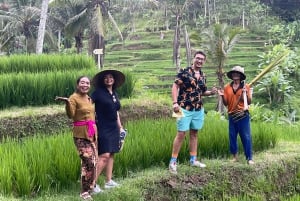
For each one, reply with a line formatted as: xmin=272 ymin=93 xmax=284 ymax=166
xmin=177 ymin=108 xmax=205 ymax=131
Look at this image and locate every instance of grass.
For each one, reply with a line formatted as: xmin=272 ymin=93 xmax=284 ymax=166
xmin=0 ymin=105 xmax=64 ymax=118
xmin=0 ymin=140 xmax=298 ymax=201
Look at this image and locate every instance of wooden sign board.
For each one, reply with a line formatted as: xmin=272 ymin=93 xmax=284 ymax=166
xmin=93 ymin=49 xmax=103 ymax=55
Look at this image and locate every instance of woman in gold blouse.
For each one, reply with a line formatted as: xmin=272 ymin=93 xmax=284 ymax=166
xmin=56 ymin=76 xmax=98 ymax=200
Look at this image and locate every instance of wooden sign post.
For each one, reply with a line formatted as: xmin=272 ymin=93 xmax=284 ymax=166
xmin=93 ymin=49 xmax=103 ymax=69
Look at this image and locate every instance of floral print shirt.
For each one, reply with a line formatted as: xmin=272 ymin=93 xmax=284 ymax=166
xmin=174 ymin=66 xmax=207 ymax=111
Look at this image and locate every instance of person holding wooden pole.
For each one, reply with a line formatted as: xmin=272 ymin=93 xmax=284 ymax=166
xmin=218 ymin=66 xmax=254 ymax=165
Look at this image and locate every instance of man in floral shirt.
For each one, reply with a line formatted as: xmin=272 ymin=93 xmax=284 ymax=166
xmin=169 ymin=50 xmax=217 ymax=174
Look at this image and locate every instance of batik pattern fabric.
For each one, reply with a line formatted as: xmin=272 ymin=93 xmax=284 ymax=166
xmin=74 ymin=137 xmax=97 ymax=193
xmin=175 ymin=66 xmax=207 ymax=111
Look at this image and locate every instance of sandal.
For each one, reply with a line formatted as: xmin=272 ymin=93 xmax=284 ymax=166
xmin=80 ymin=192 xmax=93 ymax=200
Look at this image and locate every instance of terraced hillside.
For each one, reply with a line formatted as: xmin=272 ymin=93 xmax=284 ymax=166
xmin=104 ymin=30 xmax=267 ymax=109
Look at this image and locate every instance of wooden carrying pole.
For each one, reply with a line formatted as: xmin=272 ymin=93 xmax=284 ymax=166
xmin=244 ymin=50 xmax=289 ymax=111
xmin=248 ymin=50 xmax=289 ymax=87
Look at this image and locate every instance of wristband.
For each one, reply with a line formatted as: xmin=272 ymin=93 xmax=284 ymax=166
xmin=173 ymin=102 xmax=177 ymax=104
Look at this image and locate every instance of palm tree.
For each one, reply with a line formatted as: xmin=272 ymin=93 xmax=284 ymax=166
xmin=50 ymin=0 xmax=122 ymax=67
xmin=202 ymin=23 xmax=242 ymax=113
xmin=49 ymin=0 xmax=88 ymax=53
xmin=0 ymin=1 xmax=41 ymax=53
xmin=87 ymin=0 xmax=123 ymax=68
xmin=36 ymin=0 xmax=49 ymax=54
xmin=0 ymin=0 xmax=56 ymax=54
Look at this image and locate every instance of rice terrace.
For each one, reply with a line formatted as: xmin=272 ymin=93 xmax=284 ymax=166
xmin=0 ymin=0 xmax=300 ymax=201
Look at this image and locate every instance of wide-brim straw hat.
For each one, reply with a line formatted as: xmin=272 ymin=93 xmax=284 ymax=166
xmin=227 ymin=66 xmax=246 ymax=81
xmin=92 ymin=70 xmax=125 ymax=89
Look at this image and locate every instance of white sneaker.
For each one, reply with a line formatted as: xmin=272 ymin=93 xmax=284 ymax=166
xmin=92 ymin=184 xmax=103 ymax=194
xmin=104 ymin=180 xmax=119 ymax=189
xmin=191 ymin=160 xmax=206 ymax=168
xmin=169 ymin=161 xmax=177 ymax=174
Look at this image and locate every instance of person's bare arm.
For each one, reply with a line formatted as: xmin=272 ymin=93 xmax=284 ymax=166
xmin=172 ymin=83 xmax=180 ymax=113
xmin=55 ymin=96 xmax=69 ymax=102
xmin=217 ymin=89 xmax=228 ymax=106
xmin=203 ymin=86 xmax=218 ymax=96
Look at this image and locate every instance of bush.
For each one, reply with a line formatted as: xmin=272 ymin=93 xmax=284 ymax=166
xmin=117 ymin=70 xmax=136 ymax=98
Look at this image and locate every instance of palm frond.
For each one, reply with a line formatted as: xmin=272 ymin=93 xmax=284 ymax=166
xmin=64 ymin=8 xmax=87 ymax=35
xmin=107 ymin=10 xmax=123 ymax=41
xmin=92 ymin=5 xmax=104 ymax=37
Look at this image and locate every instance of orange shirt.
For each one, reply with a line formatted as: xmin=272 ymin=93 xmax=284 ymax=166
xmin=223 ymin=83 xmax=250 ymax=113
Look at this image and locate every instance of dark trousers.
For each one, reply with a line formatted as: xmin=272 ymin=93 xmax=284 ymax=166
xmin=228 ymin=113 xmax=253 ymax=160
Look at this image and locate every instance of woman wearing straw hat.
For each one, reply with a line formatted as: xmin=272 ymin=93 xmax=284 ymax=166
xmin=91 ymin=70 xmax=126 ymax=191
xmin=218 ymin=66 xmax=254 ymax=165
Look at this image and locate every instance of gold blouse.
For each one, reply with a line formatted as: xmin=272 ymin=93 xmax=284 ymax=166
xmin=65 ymin=92 xmax=97 ymax=141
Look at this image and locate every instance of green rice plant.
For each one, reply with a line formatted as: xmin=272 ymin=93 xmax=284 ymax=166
xmin=0 ymin=163 xmax=13 ymax=195
xmin=0 ymin=132 xmax=80 ymax=196
xmin=22 ymin=136 xmax=55 ymax=193
xmin=200 ymin=112 xmax=229 ymax=158
xmin=0 ymin=55 xmax=96 ymax=73
xmin=0 ymin=142 xmax=13 ymax=195
xmin=0 ymin=70 xmax=95 ymax=108
xmin=0 ymin=76 xmax=11 ymax=107
xmin=0 ymin=69 xmax=136 ymax=109
xmin=228 ymin=195 xmax=266 ymax=201
xmin=116 ymin=70 xmax=136 ymax=98
xmin=276 ymin=124 xmax=300 ymax=141
xmin=280 ymin=195 xmax=300 ymax=201
xmin=252 ymin=123 xmax=278 ymax=151
xmin=12 ymin=145 xmax=33 ymax=196
xmin=201 ymin=112 xmax=278 ymax=158
xmin=0 ymin=117 xmax=283 ymax=196
xmin=114 ymin=115 xmax=278 ymax=177
xmin=48 ymin=133 xmax=80 ymax=187
xmin=114 ymin=118 xmax=177 ymax=176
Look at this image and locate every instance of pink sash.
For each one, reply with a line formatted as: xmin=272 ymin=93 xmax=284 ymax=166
xmin=73 ymin=120 xmax=96 ymax=137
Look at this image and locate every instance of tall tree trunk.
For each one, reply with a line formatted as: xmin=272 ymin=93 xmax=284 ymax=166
xmin=173 ymin=13 xmax=181 ymax=70
xmin=36 ymin=0 xmax=49 ymax=54
xmin=217 ymin=63 xmax=225 ymax=114
xmin=164 ymin=5 xmax=169 ymax=30
xmin=90 ymin=34 xmax=105 ymax=68
xmin=208 ymin=0 xmax=211 ymax=25
xmin=57 ymin=30 xmax=61 ymax=52
xmin=204 ymin=0 xmax=207 ymax=18
xmin=242 ymin=0 xmax=245 ymax=29
xmin=184 ymin=25 xmax=191 ymax=67
xmin=75 ymin=32 xmax=83 ymax=54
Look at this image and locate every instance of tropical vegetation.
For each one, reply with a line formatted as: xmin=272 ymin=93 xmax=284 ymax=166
xmin=0 ymin=0 xmax=300 ymax=200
